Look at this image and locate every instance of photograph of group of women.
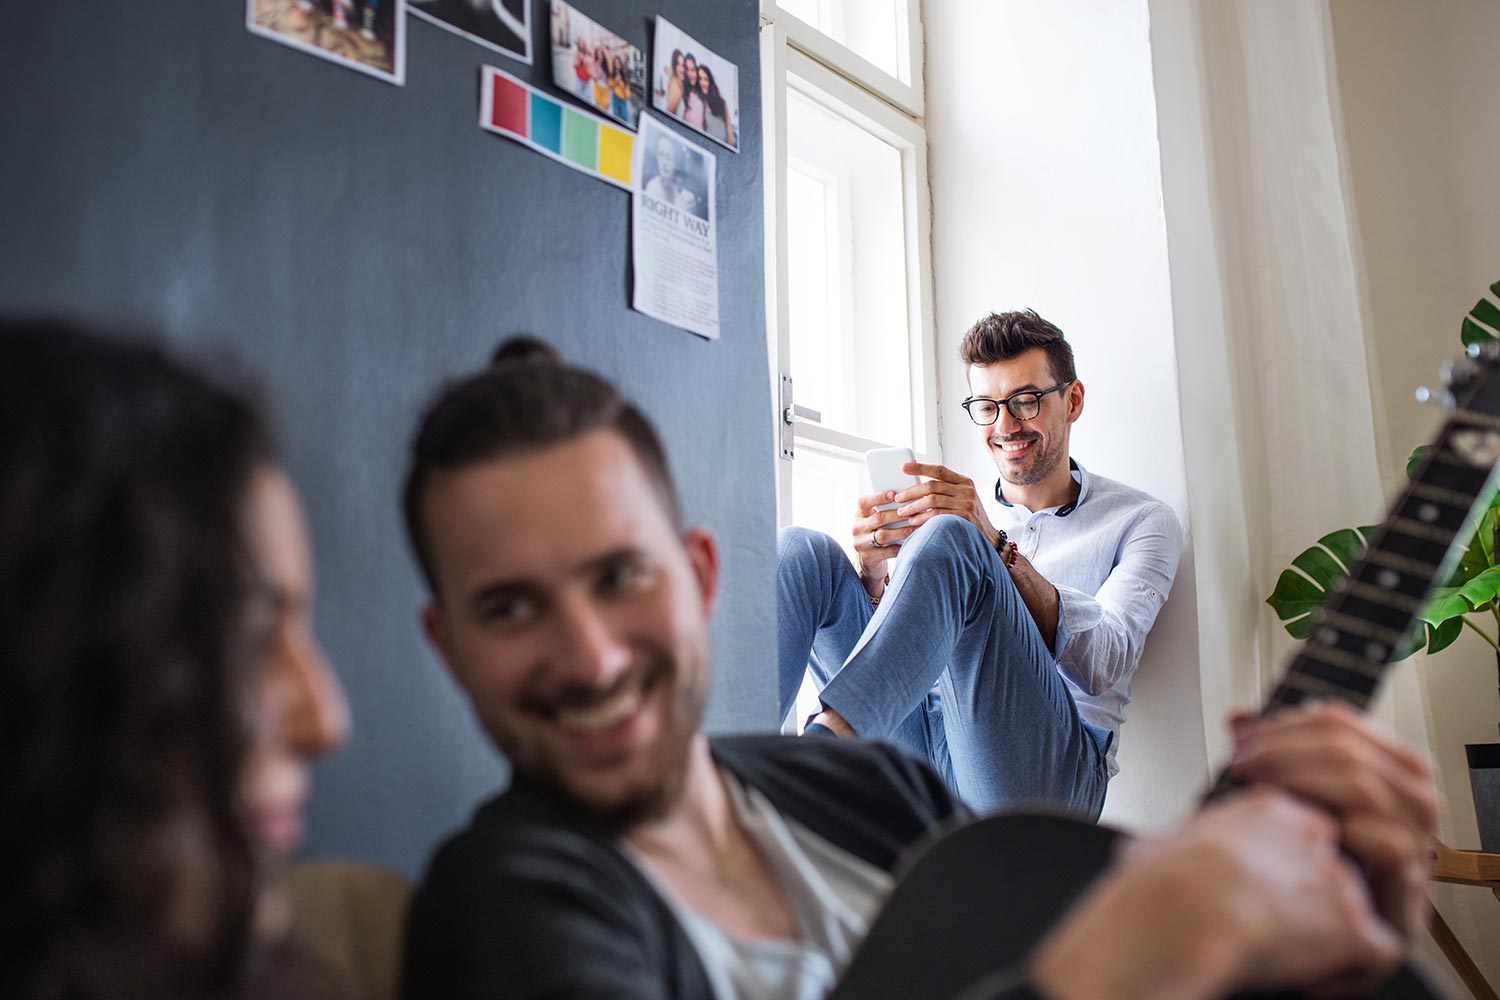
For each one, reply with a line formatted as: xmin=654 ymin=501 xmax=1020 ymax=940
xmin=549 ymin=1 xmax=645 ymax=129
xmin=651 ymin=17 xmax=739 ymax=152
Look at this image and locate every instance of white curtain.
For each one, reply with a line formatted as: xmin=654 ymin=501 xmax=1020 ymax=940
xmin=1153 ymin=0 xmax=1485 ymax=985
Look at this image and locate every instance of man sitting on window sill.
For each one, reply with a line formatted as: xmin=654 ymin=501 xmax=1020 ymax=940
xmin=778 ymin=310 xmax=1183 ymax=817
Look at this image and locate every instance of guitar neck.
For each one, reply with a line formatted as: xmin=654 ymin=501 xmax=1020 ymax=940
xmin=1209 ymin=408 xmax=1500 ymax=802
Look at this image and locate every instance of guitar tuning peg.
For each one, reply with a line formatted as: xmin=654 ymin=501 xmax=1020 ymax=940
xmin=1415 ymin=386 xmax=1433 ymax=403
xmin=1441 ymin=357 xmax=1479 ymax=390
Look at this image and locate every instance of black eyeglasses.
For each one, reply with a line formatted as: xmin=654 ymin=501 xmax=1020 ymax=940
xmin=961 ymin=381 xmax=1074 ymax=425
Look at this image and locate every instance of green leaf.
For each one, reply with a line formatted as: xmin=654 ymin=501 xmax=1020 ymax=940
xmin=1406 ymin=444 xmax=1431 ymax=480
xmin=1458 ymin=565 xmax=1500 ymax=612
xmin=1316 ymin=527 xmax=1373 ymax=571
xmin=1481 ymin=505 xmax=1498 ymax=567
xmin=1291 ymin=545 xmax=1347 ymax=587
xmin=1419 ymin=585 xmax=1471 ymax=626
xmin=1265 ymin=527 xmax=1373 ymax=636
xmin=1491 ymin=280 xmax=1500 ymax=300
xmin=1458 ymin=529 xmax=1491 ymax=585
xmin=1268 ymin=567 xmax=1328 ymax=630
xmin=1472 ymin=296 xmax=1500 ymax=331
xmin=1426 ymin=617 xmax=1464 ymax=655
xmin=1462 ymin=317 xmax=1497 ymax=348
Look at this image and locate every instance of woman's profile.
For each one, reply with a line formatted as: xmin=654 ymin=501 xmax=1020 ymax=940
xmin=0 ymin=320 xmax=350 ymax=1000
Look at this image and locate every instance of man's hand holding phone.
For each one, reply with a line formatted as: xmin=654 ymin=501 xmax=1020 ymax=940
xmin=855 ymin=448 xmax=920 ymax=592
xmin=860 ymin=448 xmax=1002 ymax=551
xmin=857 ymin=449 xmax=1006 ymax=598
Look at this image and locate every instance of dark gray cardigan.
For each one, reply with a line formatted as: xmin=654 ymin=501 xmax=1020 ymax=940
xmin=401 ymin=734 xmax=967 ymax=1000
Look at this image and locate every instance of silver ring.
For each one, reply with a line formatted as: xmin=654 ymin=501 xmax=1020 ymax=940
xmin=872 ymin=532 xmax=885 ymax=548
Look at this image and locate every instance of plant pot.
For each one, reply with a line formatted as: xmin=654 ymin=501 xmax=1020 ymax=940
xmin=1467 ymin=742 xmax=1500 ymax=854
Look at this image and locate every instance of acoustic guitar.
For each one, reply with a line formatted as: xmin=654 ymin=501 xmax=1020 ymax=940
xmin=831 ymin=349 xmax=1500 ymax=1000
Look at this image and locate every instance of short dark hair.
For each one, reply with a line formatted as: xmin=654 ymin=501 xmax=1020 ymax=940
xmin=0 ymin=318 xmax=275 ymax=998
xmin=958 ymin=309 xmax=1077 ymax=384
xmin=403 ymin=337 xmax=683 ymax=596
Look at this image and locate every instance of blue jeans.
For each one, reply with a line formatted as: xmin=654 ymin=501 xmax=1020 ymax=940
xmin=777 ymin=516 xmax=1109 ymax=818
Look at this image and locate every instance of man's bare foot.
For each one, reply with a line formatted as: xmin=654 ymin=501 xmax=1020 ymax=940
xmin=808 ymin=707 xmax=856 ymax=737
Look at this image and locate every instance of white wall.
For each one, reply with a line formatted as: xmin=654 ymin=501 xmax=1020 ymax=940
xmin=928 ymin=4 xmax=1500 ymax=978
xmin=925 ymin=0 xmax=1205 ymax=830
xmin=1330 ymin=0 xmax=1500 ymax=980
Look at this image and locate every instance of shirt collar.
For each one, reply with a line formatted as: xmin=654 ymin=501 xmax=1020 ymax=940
xmin=994 ymin=458 xmax=1087 ymax=517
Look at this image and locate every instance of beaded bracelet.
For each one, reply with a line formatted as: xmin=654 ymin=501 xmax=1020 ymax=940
xmin=996 ymin=528 xmax=1019 ymax=568
xmin=868 ymin=573 xmax=891 ymax=608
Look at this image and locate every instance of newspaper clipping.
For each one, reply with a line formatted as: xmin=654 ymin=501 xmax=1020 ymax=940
xmin=632 ymin=115 xmax=718 ymax=340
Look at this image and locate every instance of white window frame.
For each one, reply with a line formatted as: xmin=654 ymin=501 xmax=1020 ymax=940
xmin=762 ymin=8 xmax=937 ymax=523
xmin=775 ymin=1 xmax=923 ymax=116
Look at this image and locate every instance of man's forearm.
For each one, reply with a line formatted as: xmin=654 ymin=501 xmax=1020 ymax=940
xmin=1009 ymin=565 xmax=1060 ymax=651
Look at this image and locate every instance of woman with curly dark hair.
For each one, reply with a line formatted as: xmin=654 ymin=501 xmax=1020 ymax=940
xmin=0 ymin=320 xmax=350 ymax=1000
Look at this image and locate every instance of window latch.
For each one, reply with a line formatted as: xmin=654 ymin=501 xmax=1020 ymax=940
xmin=778 ymin=374 xmax=821 ymax=460
xmin=783 ymin=403 xmax=822 ymax=426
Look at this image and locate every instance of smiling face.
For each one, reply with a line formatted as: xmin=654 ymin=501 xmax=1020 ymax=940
xmin=237 ymin=466 xmax=349 ymax=934
xmin=968 ymin=347 xmax=1083 ymax=491
xmin=419 ymin=430 xmax=718 ymax=828
xmin=685 ymin=57 xmax=698 ymax=87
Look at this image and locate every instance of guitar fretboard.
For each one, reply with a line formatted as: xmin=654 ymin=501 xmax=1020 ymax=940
xmin=1208 ymin=407 xmax=1500 ymax=802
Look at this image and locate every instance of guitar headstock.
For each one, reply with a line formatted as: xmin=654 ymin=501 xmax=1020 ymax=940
xmin=1421 ymin=341 xmax=1500 ymax=417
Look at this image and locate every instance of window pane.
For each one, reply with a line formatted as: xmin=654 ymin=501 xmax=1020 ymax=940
xmin=785 ymin=85 xmax=913 ymax=448
xmin=786 ymin=166 xmax=840 ymax=431
xmin=778 ymin=0 xmax=910 ymax=85
xmin=783 ymin=446 xmax=866 ymax=731
xmin=790 ymin=446 xmax=865 ymax=564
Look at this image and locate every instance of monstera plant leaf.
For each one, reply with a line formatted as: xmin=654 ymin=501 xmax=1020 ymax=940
xmin=1267 ymin=523 xmax=1467 ymax=659
xmin=1270 ymin=276 xmax=1500 ymax=667
xmin=1268 ymin=442 xmax=1500 ymax=658
xmin=1460 ymin=281 xmax=1500 ymax=348
xmin=1267 ymin=526 xmax=1376 ymax=640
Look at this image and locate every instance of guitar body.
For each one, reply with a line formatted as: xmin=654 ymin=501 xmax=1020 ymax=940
xmin=830 ymin=813 xmax=1439 ymax=1000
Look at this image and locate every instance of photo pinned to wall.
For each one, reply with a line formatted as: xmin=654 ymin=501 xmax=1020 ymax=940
xmin=650 ymin=17 xmax=738 ymax=153
xmin=410 ymin=0 xmax=531 ymax=64
xmin=632 ymin=114 xmax=718 ymax=340
xmin=548 ymin=2 xmax=645 ymax=130
xmin=248 ymin=0 xmax=406 ymax=85
xmin=480 ymin=66 xmax=634 ymax=190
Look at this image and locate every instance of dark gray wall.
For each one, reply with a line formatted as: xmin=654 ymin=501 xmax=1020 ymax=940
xmin=0 ymin=0 xmax=774 ymax=877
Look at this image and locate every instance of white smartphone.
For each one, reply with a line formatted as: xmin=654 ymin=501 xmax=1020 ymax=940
xmin=865 ymin=447 xmax=920 ymax=530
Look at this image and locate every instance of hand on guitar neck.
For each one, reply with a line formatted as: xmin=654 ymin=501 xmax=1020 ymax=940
xmin=1029 ymin=704 xmax=1436 ymax=1000
xmin=1224 ymin=703 xmax=1438 ymax=944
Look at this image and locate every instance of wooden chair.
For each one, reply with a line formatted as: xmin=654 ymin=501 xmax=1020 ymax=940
xmin=289 ymin=860 xmax=414 ymax=1000
xmin=1430 ymin=841 xmax=1500 ymax=1000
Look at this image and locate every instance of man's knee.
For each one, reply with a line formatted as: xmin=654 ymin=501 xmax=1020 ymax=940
xmin=908 ymin=514 xmax=989 ymax=559
xmin=777 ymin=524 xmax=845 ymax=570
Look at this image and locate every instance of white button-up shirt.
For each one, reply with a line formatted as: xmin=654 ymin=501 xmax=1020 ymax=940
xmin=989 ymin=461 xmax=1183 ymax=776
